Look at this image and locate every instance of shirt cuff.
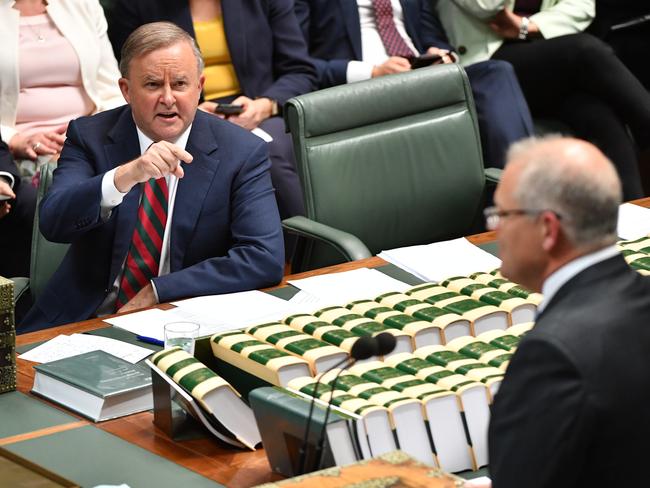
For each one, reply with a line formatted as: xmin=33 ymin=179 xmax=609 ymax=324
xmin=100 ymin=168 xmax=127 ymax=219
xmin=346 ymin=60 xmax=374 ymax=84
xmin=150 ymin=279 xmax=160 ymax=303
xmin=0 ymin=171 xmax=15 ymax=189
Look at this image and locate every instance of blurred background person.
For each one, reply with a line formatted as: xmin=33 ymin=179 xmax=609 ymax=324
xmin=0 ymin=131 xmax=35 ymax=279
xmin=434 ymin=0 xmax=650 ymax=200
xmin=107 ymin=0 xmax=317 ymax=229
xmin=295 ymin=0 xmax=534 ymax=169
xmin=0 ymin=0 xmax=124 ymax=179
xmin=588 ymin=0 xmax=650 ymax=91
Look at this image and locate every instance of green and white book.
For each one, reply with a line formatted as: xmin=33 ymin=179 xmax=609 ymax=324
xmin=348 ymin=360 xmax=477 ymax=472
xmin=469 ymin=271 xmax=544 ymax=305
xmin=248 ymin=386 xmax=361 ymax=476
xmin=413 ymin=345 xmax=503 ymax=399
xmin=313 ymin=306 xmax=412 ymax=355
xmin=284 ymin=314 xmax=361 ymax=353
xmin=440 ymin=276 xmax=536 ymax=325
xmin=149 ymin=347 xmax=260 ymax=450
xmin=210 ymin=331 xmax=311 ymax=386
xmin=475 ymin=329 xmax=522 ymax=352
xmin=346 ymin=299 xmax=442 ymax=349
xmin=32 ymin=350 xmax=152 ymax=422
xmin=507 ymin=322 xmax=535 ymax=337
xmin=445 ymin=336 xmax=513 ymax=371
xmin=375 ymin=292 xmax=471 ymax=343
xmin=288 ymin=376 xmax=393 ymax=459
xmin=316 ymin=370 xmax=436 ymax=468
xmin=406 ymin=284 xmax=508 ymax=335
xmin=246 ymin=322 xmax=348 ymax=374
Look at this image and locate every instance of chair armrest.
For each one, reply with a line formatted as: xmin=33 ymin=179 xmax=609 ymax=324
xmin=282 ymin=216 xmax=372 ymax=262
xmin=10 ymin=277 xmax=30 ymax=305
xmin=484 ymin=167 xmax=502 ymax=184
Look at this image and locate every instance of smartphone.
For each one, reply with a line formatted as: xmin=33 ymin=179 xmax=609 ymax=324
xmin=410 ymin=53 xmax=444 ymax=69
xmin=214 ymin=103 xmax=244 ymax=115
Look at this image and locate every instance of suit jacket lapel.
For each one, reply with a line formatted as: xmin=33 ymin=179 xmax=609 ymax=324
xmin=340 ymin=0 xmax=363 ymax=60
xmin=536 ymin=255 xmax=627 ymax=323
xmin=170 ymin=112 xmax=220 ymax=271
xmin=104 ymin=108 xmax=143 ymax=286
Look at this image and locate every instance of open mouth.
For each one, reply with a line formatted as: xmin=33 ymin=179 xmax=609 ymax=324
xmin=157 ymin=112 xmax=179 ymax=120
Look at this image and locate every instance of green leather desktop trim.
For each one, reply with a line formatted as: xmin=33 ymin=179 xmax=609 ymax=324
xmin=6 ymin=426 xmax=223 ymax=487
xmin=0 ymin=392 xmax=78 ymax=438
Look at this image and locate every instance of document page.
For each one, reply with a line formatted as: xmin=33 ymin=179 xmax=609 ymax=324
xmin=19 ymin=333 xmax=153 ymax=364
xmin=379 ymin=238 xmax=502 ymax=282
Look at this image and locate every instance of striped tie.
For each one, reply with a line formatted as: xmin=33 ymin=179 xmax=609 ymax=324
xmin=116 ymin=177 xmax=168 ymax=309
xmin=371 ymin=0 xmax=415 ymax=59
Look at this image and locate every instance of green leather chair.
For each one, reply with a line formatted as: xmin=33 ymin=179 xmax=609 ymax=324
xmin=283 ymin=64 xmax=500 ymax=272
xmin=13 ymin=162 xmax=69 ymax=303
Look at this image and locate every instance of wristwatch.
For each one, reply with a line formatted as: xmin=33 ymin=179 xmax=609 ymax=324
xmin=518 ymin=16 xmax=530 ymax=41
xmin=257 ymin=97 xmax=279 ymax=117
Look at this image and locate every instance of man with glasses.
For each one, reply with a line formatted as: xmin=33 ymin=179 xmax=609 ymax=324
xmin=483 ymin=136 xmax=650 ymax=487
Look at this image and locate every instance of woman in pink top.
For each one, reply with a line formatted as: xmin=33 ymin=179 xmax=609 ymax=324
xmin=0 ymin=0 xmax=123 ymax=165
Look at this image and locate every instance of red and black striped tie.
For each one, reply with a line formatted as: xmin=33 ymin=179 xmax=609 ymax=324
xmin=116 ymin=177 xmax=168 ymax=309
xmin=371 ymin=0 xmax=415 ymax=59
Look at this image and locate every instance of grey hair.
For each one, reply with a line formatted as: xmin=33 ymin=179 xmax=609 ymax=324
xmin=119 ymin=22 xmax=204 ymax=77
xmin=507 ymin=135 xmax=622 ymax=248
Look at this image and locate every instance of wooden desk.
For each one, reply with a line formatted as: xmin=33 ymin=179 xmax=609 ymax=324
xmin=12 ymin=196 xmax=650 ymax=487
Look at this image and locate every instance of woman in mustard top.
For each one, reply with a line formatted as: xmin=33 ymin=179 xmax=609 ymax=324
xmin=108 ymin=0 xmax=317 ymax=233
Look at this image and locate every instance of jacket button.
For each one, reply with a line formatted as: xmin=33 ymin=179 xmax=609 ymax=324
xmin=458 ymin=45 xmax=467 ymax=55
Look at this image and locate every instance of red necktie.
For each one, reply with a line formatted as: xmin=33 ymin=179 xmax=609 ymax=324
xmin=116 ymin=177 xmax=168 ymax=309
xmin=371 ymin=0 xmax=415 ymax=59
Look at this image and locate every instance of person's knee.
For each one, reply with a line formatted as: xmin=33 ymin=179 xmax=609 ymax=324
xmin=571 ymin=33 xmax=615 ymax=62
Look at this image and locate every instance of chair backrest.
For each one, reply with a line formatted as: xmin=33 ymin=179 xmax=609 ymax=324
xmin=285 ymin=64 xmax=487 ymax=271
xmin=30 ymin=162 xmax=69 ymax=300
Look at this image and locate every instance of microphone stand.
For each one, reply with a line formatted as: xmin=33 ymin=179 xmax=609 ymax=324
xmin=312 ymin=359 xmax=356 ymax=472
xmin=296 ymin=355 xmax=350 ymax=475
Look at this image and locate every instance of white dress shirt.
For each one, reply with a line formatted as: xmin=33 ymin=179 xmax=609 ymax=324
xmin=346 ymin=0 xmax=418 ymax=83
xmin=96 ymin=125 xmax=192 ymax=314
xmin=538 ymin=245 xmax=619 ymax=314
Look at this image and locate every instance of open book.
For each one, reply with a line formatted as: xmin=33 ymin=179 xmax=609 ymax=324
xmin=148 ymin=347 xmax=261 ymax=450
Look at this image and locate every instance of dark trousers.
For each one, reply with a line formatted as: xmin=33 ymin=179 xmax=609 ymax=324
xmin=465 ymin=60 xmax=535 ymax=169
xmin=0 ymin=181 xmax=36 ymax=277
xmin=492 ymin=33 xmax=650 ymax=199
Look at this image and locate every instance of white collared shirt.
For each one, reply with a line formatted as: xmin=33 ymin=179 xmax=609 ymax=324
xmin=538 ymin=245 xmax=620 ymax=314
xmin=346 ymin=0 xmax=418 ymax=83
xmin=97 ymin=124 xmax=192 ymax=313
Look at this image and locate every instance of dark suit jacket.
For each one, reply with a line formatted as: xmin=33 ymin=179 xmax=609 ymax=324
xmin=21 ymin=106 xmax=284 ymax=332
xmin=294 ymin=0 xmax=453 ymax=88
xmin=107 ymin=0 xmax=316 ymax=105
xmin=0 ymin=136 xmax=19 ymax=187
xmin=489 ymin=255 xmax=650 ymax=487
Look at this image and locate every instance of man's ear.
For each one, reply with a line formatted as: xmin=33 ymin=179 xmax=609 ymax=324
xmin=541 ymin=211 xmax=562 ymax=252
xmin=118 ymin=78 xmax=131 ymax=104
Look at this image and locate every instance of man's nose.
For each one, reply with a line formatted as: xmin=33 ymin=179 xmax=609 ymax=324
xmin=160 ymin=84 xmax=175 ymax=106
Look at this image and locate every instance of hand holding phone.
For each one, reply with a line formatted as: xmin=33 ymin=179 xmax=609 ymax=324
xmin=410 ymin=53 xmax=444 ymax=69
xmin=214 ymin=103 xmax=244 ymax=116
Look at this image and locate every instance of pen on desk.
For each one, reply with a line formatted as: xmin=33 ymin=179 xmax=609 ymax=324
xmin=136 ymin=335 xmax=164 ymax=347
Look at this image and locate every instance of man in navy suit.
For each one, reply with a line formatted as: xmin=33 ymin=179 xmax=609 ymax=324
xmin=0 ymin=134 xmax=36 ymax=279
xmin=20 ymin=22 xmax=284 ymax=332
xmin=294 ymin=0 xmax=534 ymax=169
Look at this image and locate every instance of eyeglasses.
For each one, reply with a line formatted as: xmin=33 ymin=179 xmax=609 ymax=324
xmin=483 ymin=206 xmax=562 ymax=231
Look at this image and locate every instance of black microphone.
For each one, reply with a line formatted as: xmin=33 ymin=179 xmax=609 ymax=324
xmin=310 ymin=335 xmax=378 ymax=472
xmin=375 ymin=331 xmax=397 ymax=356
xmin=298 ymin=335 xmax=377 ymax=475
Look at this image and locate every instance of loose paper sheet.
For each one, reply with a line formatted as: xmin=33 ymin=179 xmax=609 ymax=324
xmin=288 ymin=268 xmax=410 ymax=304
xmin=378 ymin=237 xmax=502 ymax=282
xmin=19 ymin=333 xmax=153 ymax=364
xmin=617 ymin=203 xmax=650 ymax=240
